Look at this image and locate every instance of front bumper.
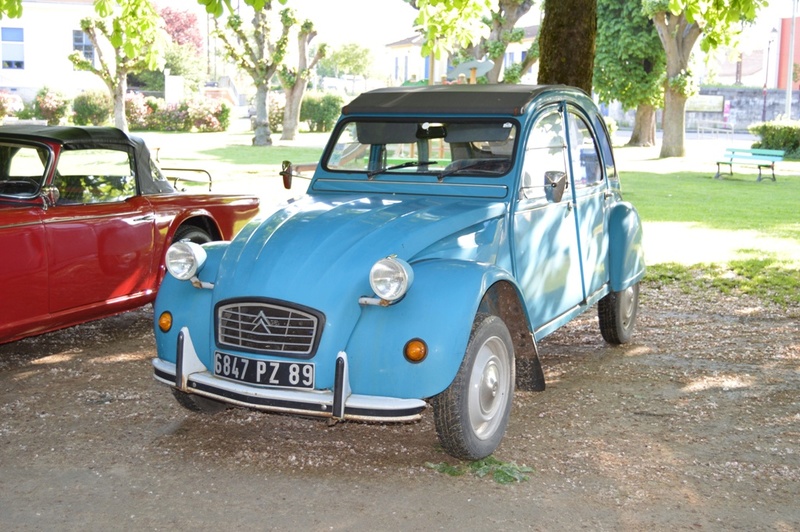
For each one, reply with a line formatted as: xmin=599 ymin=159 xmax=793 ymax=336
xmin=152 ymin=327 xmax=426 ymax=423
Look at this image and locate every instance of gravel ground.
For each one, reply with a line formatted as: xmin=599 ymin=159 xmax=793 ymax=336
xmin=1 ymin=279 xmax=798 ymax=531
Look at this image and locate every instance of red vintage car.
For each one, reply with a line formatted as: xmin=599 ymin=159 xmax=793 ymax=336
xmin=0 ymin=125 xmax=260 ymax=344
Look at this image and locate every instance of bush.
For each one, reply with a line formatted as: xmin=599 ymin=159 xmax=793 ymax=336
xmin=301 ymin=92 xmax=343 ymax=133
xmin=127 ymin=94 xmax=229 ymax=132
xmin=748 ymin=120 xmax=800 ymax=158
xmin=0 ymin=91 xmax=23 ymax=121
xmin=268 ymin=94 xmax=284 ymax=133
xmin=603 ymin=116 xmax=618 ymax=137
xmin=34 ymin=87 xmax=71 ymax=126
xmin=125 ymin=93 xmax=152 ymax=130
xmin=73 ymin=90 xmax=112 ymax=126
xmin=186 ymin=99 xmax=229 ymax=132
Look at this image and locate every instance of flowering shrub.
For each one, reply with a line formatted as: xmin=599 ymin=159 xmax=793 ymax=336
xmin=73 ymin=90 xmax=112 ymax=126
xmin=125 ymin=93 xmax=153 ymax=130
xmin=187 ymin=99 xmax=230 ymax=132
xmin=34 ymin=87 xmax=71 ymax=126
xmin=0 ymin=91 xmax=23 ymax=121
xmin=127 ymin=94 xmax=229 ymax=132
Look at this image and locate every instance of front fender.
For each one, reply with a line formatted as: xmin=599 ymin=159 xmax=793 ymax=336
xmin=607 ymin=201 xmax=645 ymax=291
xmin=344 ymin=259 xmax=518 ymax=399
xmin=153 ymin=241 xmax=228 ymax=364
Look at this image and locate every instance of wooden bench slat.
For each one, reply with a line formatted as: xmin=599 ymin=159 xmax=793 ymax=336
xmin=714 ymin=147 xmax=783 ymax=182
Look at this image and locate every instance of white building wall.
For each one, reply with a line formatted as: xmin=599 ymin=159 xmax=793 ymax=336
xmin=0 ymin=0 xmax=106 ymax=102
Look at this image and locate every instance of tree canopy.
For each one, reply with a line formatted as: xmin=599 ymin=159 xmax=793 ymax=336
xmin=643 ymin=0 xmax=768 ymax=157
xmin=68 ymin=0 xmax=163 ymax=131
xmin=594 ymin=0 xmax=665 ymax=145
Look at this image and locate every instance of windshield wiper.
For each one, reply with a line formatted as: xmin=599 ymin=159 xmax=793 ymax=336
xmin=435 ymin=160 xmax=501 ymax=181
xmin=367 ymin=160 xmax=438 ymax=179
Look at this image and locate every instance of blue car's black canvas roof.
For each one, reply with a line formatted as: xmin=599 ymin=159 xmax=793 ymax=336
xmin=342 ymin=84 xmax=584 ymax=116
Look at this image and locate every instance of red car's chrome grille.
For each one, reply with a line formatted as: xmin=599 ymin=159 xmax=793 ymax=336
xmin=217 ymin=301 xmax=321 ymax=357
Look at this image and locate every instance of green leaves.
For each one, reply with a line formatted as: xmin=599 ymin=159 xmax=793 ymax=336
xmin=0 ymin=0 xmax=23 ymax=18
xmin=426 ymin=456 xmax=534 ymax=484
xmin=196 ymin=0 xmax=288 ymax=17
xmin=411 ymin=0 xmax=494 ymax=59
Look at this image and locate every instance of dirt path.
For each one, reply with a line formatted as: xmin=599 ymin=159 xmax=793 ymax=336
xmin=1 ymin=280 xmax=797 ymax=531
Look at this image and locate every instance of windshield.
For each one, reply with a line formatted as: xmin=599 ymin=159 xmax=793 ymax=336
xmin=324 ymin=119 xmax=517 ymax=180
xmin=0 ymin=142 xmax=49 ymax=197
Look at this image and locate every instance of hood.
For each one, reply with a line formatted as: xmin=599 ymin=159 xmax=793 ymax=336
xmin=212 ymin=193 xmax=507 ymax=307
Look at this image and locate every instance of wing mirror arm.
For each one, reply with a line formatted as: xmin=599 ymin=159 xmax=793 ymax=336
xmin=280 ymin=160 xmax=293 ymax=190
xmin=41 ymin=185 xmax=59 ymax=208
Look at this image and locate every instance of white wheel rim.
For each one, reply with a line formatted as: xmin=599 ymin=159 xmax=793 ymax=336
xmin=468 ymin=336 xmax=511 ymax=440
xmin=619 ymin=286 xmax=636 ymax=328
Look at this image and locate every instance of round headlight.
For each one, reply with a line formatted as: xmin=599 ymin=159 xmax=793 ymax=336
xmin=369 ymin=256 xmax=414 ymax=302
xmin=165 ymin=241 xmax=207 ymax=281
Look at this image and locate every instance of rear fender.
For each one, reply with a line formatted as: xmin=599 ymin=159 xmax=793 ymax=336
xmin=607 ymin=201 xmax=645 ymax=291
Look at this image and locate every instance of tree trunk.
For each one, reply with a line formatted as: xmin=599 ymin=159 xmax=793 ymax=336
xmin=651 ymin=11 xmax=700 ymax=159
xmin=281 ymin=81 xmax=305 ymax=141
xmin=659 ymin=87 xmax=686 ymax=158
xmin=113 ymin=71 xmax=128 ymax=132
xmin=538 ymin=0 xmax=596 ymax=94
xmin=252 ymin=83 xmax=272 ymax=147
xmin=627 ymin=103 xmax=656 ymax=147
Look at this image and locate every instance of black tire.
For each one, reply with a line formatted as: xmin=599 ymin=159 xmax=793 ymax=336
xmin=172 ymin=225 xmax=212 ymax=245
xmin=598 ymin=282 xmax=640 ymax=344
xmin=171 ymin=388 xmax=228 ymax=414
xmin=432 ymin=314 xmax=515 ymax=460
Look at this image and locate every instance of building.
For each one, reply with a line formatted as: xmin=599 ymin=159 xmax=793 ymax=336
xmin=385 ymin=26 xmax=539 ymax=86
xmin=0 ymin=0 xmax=105 ymax=102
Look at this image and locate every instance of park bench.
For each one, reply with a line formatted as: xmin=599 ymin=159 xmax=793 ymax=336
xmin=714 ymin=147 xmax=784 ymax=182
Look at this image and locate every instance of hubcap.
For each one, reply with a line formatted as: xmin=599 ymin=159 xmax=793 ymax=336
xmin=468 ymin=336 xmax=510 ymax=440
xmin=619 ymin=286 xmax=636 ymax=328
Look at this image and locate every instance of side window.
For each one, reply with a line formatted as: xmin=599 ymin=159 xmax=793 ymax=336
xmin=566 ymin=110 xmax=603 ymax=187
xmin=55 ymin=148 xmax=136 ymax=204
xmin=521 ymin=109 xmax=567 ymax=199
xmin=1 ymin=27 xmax=24 ymax=69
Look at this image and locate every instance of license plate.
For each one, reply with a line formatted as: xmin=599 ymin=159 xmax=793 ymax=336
xmin=213 ymin=352 xmax=314 ymax=390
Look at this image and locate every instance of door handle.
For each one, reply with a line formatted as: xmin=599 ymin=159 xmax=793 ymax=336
xmin=133 ymin=215 xmax=155 ymax=222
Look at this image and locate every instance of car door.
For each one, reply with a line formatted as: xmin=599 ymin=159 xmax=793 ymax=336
xmin=512 ymin=103 xmax=585 ymax=333
xmin=0 ymin=143 xmax=49 ymax=339
xmin=564 ymin=106 xmax=610 ymax=298
xmin=43 ymin=146 xmax=156 ymax=315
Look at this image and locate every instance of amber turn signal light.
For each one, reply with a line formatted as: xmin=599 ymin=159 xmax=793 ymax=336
xmin=158 ymin=312 xmax=173 ymax=333
xmin=404 ymin=338 xmax=427 ymax=363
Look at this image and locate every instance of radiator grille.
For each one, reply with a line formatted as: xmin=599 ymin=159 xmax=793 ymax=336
xmin=217 ymin=301 xmax=320 ymax=357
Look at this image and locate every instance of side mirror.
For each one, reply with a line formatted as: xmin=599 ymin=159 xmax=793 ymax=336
xmin=544 ymin=171 xmax=567 ymax=203
xmin=41 ymin=184 xmax=60 ymax=207
xmin=280 ymin=160 xmax=293 ymax=190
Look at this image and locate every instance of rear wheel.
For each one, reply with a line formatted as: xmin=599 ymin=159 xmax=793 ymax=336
xmin=172 ymin=225 xmax=212 ymax=245
xmin=432 ymin=314 xmax=515 ymax=460
xmin=171 ymin=388 xmax=229 ymax=414
xmin=598 ymin=282 xmax=640 ymax=344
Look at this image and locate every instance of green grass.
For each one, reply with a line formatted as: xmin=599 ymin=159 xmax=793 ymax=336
xmin=646 ymin=251 xmax=800 ymax=307
xmin=426 ymin=456 xmax=534 ymax=484
xmin=622 ymin=171 xmax=800 ymax=240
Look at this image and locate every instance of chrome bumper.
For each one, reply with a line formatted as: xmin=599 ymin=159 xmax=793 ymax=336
xmin=152 ymin=327 xmax=426 ymax=423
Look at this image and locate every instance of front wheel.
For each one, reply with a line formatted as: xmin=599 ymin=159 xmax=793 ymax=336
xmin=598 ymin=282 xmax=640 ymax=344
xmin=172 ymin=225 xmax=212 ymax=245
xmin=171 ymin=388 xmax=228 ymax=414
xmin=432 ymin=314 xmax=515 ymax=460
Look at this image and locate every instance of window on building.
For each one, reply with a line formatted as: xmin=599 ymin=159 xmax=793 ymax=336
xmin=2 ymin=27 xmax=24 ymax=69
xmin=73 ymin=30 xmax=93 ymax=63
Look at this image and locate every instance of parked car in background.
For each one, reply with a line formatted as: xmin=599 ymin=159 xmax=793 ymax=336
xmin=0 ymin=125 xmax=260 ymax=344
xmin=153 ymin=85 xmax=645 ymax=460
